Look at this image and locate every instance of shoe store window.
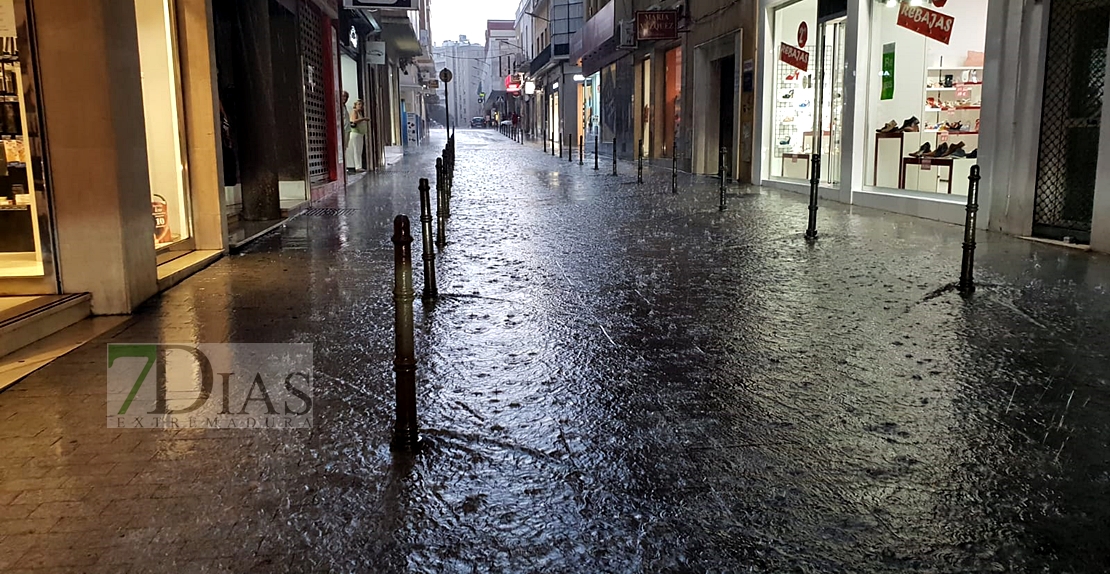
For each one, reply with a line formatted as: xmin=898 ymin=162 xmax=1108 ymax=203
xmin=865 ymin=0 xmax=986 ymax=197
xmin=768 ymin=0 xmax=844 ymax=186
xmin=0 ymin=0 xmax=54 ymax=286
xmin=136 ymin=0 xmax=194 ymax=258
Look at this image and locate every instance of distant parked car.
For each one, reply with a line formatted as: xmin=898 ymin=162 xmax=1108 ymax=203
xmin=470 ymin=117 xmax=485 ymax=128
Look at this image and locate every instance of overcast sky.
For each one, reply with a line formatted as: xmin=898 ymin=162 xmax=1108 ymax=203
xmin=431 ymin=0 xmax=519 ymax=46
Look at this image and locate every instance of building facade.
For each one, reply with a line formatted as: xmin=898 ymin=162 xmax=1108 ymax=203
xmin=434 ymin=37 xmax=486 ymax=127
xmin=753 ymin=0 xmax=1110 ymax=252
xmin=0 ymin=0 xmax=230 ymax=360
xmin=526 ymin=1 xmax=583 ymax=155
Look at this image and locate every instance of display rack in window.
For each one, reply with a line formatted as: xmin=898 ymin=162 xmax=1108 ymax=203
xmin=0 ymin=38 xmax=45 ymax=277
xmin=872 ymin=54 xmax=983 ymax=196
xmin=774 ymin=57 xmax=815 ymax=180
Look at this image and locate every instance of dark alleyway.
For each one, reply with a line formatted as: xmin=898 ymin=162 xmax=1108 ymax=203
xmin=2 ymin=129 xmax=1110 ymax=572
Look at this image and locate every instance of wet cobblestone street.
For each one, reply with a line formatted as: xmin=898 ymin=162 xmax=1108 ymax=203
xmin=3 ymin=129 xmax=1110 ymax=572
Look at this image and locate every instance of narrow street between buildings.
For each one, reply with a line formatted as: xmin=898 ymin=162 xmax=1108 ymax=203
xmin=2 ymin=129 xmax=1109 ymax=572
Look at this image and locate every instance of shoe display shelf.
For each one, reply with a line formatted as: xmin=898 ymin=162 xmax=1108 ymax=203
xmin=872 ymin=64 xmax=981 ymax=194
xmin=910 ymin=64 xmax=981 ymax=194
xmin=774 ymin=57 xmax=814 ymax=166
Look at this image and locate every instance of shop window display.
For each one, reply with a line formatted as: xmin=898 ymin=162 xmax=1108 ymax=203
xmin=0 ymin=2 xmax=45 ymax=278
xmin=769 ymin=0 xmax=844 ymax=186
xmin=136 ymin=0 xmax=193 ymax=250
xmin=865 ymin=0 xmax=986 ymax=196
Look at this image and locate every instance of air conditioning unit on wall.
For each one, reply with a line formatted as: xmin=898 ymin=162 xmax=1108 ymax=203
xmin=618 ymin=20 xmax=637 ymax=49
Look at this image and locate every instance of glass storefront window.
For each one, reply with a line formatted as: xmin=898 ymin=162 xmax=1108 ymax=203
xmin=664 ymin=47 xmax=681 ymax=158
xmin=136 ymin=0 xmax=194 ymax=250
xmin=585 ymin=72 xmax=601 ymax=137
xmin=865 ymin=1 xmax=987 ymax=196
xmin=768 ymin=0 xmax=844 ymax=186
xmin=0 ymin=0 xmax=48 ymax=278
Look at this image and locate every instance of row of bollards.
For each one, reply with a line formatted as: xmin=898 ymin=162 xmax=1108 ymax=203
xmin=391 ymin=134 xmax=459 ymax=452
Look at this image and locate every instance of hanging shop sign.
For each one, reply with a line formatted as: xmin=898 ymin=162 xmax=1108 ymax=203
xmin=506 ymin=74 xmax=521 ymax=94
xmin=797 ymin=22 xmax=808 ymax=48
xmin=345 ymin=0 xmax=414 ymax=8
xmin=896 ymin=4 xmax=954 ymax=45
xmin=367 ymin=41 xmax=386 ymax=65
xmin=635 ymin=10 xmax=678 ymax=41
xmin=779 ymin=43 xmax=809 ymax=72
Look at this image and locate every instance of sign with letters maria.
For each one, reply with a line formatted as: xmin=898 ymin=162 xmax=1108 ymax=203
xmin=108 ymin=344 xmax=313 ymax=429
xmin=635 ymin=10 xmax=678 ymax=41
xmin=896 ymin=4 xmax=954 ymax=45
xmin=779 ymin=42 xmax=809 ymax=72
xmin=345 ymin=0 xmax=414 ymax=8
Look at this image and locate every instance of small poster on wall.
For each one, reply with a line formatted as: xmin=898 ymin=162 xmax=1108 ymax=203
xmin=881 ymin=43 xmax=895 ymax=100
xmin=0 ymin=0 xmax=15 ymax=37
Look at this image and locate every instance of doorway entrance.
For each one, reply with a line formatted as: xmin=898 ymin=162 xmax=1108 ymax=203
xmin=718 ymin=55 xmax=736 ymax=179
xmin=1033 ymin=0 xmax=1110 ymax=243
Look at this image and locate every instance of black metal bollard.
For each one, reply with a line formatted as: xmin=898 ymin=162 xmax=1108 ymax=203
xmin=551 ymin=131 xmax=556 ymax=157
xmin=672 ymin=142 xmax=678 ymax=194
xmin=418 ymin=178 xmax=438 ymax=301
xmin=612 ymin=137 xmax=618 ymax=176
xmin=579 ymin=136 xmax=584 ymax=166
xmin=559 ymin=134 xmax=563 ymax=159
xmin=390 ymin=215 xmax=420 ymax=451
xmin=718 ymin=147 xmax=727 ymax=211
xmin=568 ymin=135 xmax=573 ymax=163
xmin=805 ymin=153 xmax=821 ymax=240
xmin=544 ymin=129 xmax=547 ymax=153
xmin=637 ymin=139 xmax=644 ymax=184
xmin=594 ymin=134 xmax=599 ymax=170
xmin=436 ymin=159 xmax=446 ymax=248
xmin=959 ymin=166 xmax=981 ymax=294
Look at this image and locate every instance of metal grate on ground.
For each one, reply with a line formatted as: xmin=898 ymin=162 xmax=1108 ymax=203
xmin=303 ymin=208 xmax=359 ymax=217
xmin=1032 ymin=0 xmax=1110 ymax=242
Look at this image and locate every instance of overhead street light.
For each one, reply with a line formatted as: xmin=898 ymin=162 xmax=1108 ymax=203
xmin=525 ymin=11 xmax=550 ymax=22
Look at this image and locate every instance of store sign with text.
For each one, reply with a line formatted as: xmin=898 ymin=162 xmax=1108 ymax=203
xmin=896 ymin=5 xmax=954 ymax=45
xmin=636 ymin=10 xmax=678 ymax=41
xmin=779 ymin=43 xmax=809 ymax=72
xmin=345 ymin=0 xmax=414 ymax=7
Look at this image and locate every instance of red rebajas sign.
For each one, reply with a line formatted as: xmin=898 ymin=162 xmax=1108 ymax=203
xmin=896 ymin=4 xmax=954 ymax=44
xmin=779 ymin=42 xmax=809 ymax=72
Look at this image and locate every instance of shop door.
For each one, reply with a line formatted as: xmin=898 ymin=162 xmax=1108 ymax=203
xmin=1033 ymin=0 xmax=1110 ymax=243
xmin=640 ymin=58 xmax=652 ymax=157
xmin=718 ymin=55 xmax=736 ymax=178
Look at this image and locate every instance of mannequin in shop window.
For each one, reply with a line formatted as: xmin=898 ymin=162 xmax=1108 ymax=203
xmin=347 ymin=99 xmax=371 ymax=172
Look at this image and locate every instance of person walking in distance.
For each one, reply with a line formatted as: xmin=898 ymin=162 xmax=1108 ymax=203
xmin=347 ymin=99 xmax=371 ymax=172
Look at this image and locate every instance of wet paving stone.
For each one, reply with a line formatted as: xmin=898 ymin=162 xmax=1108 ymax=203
xmin=1 ymin=129 xmax=1110 ymax=571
